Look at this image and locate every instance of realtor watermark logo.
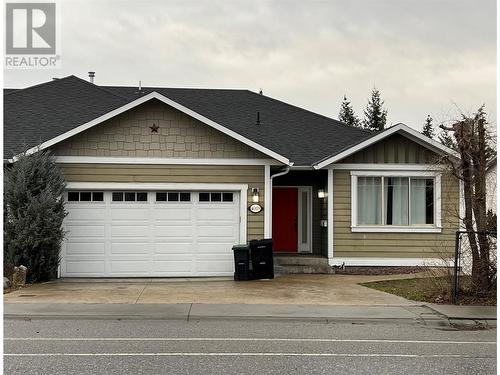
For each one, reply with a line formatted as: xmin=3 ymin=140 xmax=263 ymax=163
xmin=5 ymin=1 xmax=61 ymax=68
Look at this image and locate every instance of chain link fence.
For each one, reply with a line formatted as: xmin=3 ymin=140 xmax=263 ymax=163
xmin=453 ymin=231 xmax=497 ymax=303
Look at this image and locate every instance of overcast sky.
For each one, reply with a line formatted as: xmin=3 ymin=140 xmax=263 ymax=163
xmin=4 ymin=0 xmax=497 ymax=132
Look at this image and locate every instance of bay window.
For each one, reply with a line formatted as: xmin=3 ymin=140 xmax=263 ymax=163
xmin=352 ymin=171 xmax=441 ymax=232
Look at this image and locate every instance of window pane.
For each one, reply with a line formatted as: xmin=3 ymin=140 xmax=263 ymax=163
xmin=92 ymin=192 xmax=104 ymax=202
xmin=384 ymin=177 xmax=408 ymax=225
xmin=68 ymin=192 xmax=79 ymax=201
xmin=168 ymin=192 xmax=179 ymax=202
xmin=199 ymin=192 xmax=210 ymax=202
xmin=136 ymin=192 xmax=148 ymax=202
xmin=211 ymin=193 xmax=222 ymax=202
xmin=180 ymin=192 xmax=191 ymax=202
xmin=112 ymin=192 xmax=124 ymax=202
xmin=410 ymin=179 xmax=434 ymax=224
xmin=357 ymin=177 xmax=382 ymax=225
xmin=222 ymin=193 xmax=233 ymax=202
xmin=125 ymin=192 xmax=136 ymax=202
xmin=156 ymin=192 xmax=167 ymax=202
xmin=80 ymin=192 xmax=92 ymax=201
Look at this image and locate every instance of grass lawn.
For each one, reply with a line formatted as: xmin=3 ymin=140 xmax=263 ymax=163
xmin=360 ymin=277 xmax=496 ymax=306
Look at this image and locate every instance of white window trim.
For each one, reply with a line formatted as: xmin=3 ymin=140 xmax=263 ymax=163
xmin=350 ymin=170 xmax=442 ymax=233
xmin=65 ymin=182 xmax=248 ymax=242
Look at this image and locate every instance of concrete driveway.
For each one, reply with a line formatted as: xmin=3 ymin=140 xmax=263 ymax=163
xmin=4 ymin=274 xmax=418 ymax=306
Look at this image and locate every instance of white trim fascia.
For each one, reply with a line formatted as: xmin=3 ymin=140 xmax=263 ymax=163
xmin=350 ymin=170 xmax=441 ymax=177
xmin=18 ymin=91 xmax=291 ymax=166
xmin=350 ymin=226 xmax=442 ymax=233
xmin=327 ymin=169 xmax=334 ymax=259
xmin=65 ymin=181 xmax=248 ymax=242
xmin=328 ymin=257 xmax=453 ymax=267
xmin=264 ymin=165 xmax=271 ymax=238
xmin=313 ymin=123 xmax=460 ymax=169
xmin=55 ymin=156 xmax=282 ymax=166
xmin=329 ymin=163 xmax=446 ymax=171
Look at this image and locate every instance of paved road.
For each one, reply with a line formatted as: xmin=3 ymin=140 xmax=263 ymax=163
xmin=4 ymin=318 xmax=496 ymax=374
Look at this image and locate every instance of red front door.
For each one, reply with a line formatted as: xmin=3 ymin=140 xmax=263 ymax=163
xmin=272 ymin=187 xmax=298 ymax=252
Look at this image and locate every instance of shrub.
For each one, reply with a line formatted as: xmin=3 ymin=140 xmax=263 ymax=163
xmin=4 ymin=150 xmax=67 ymax=282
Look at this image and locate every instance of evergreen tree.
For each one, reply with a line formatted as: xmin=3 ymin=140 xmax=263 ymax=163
xmin=422 ymin=115 xmax=435 ymax=139
xmin=4 ymin=150 xmax=67 ymax=282
xmin=438 ymin=129 xmax=456 ymax=150
xmin=363 ymin=88 xmax=388 ymax=131
xmin=338 ymin=95 xmax=361 ymax=127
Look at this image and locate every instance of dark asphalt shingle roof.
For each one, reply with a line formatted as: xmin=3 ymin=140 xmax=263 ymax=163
xmin=4 ymin=75 xmax=373 ymax=165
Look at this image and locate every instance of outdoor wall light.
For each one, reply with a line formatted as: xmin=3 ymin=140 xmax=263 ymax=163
xmin=318 ymin=189 xmax=327 ymax=199
xmin=252 ymin=188 xmax=260 ymax=203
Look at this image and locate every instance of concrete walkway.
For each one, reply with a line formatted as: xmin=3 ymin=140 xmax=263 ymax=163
xmin=3 ymin=274 xmax=417 ymax=306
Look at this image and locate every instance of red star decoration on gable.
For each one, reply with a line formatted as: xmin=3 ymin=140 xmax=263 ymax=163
xmin=149 ymin=123 xmax=159 ymax=133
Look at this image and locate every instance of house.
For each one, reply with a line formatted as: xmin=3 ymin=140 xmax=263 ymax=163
xmin=4 ymin=75 xmax=460 ymax=277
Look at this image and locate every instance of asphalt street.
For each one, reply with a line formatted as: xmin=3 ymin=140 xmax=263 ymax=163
xmin=4 ymin=318 xmax=496 ymax=374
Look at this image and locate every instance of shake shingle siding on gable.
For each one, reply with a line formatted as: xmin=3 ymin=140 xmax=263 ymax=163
xmin=52 ymin=99 xmax=268 ymax=159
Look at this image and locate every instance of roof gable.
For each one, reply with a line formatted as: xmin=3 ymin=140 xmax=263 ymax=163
xmin=313 ymin=123 xmax=460 ymax=169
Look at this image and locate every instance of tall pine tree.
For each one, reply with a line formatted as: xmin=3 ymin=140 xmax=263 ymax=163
xmin=363 ymin=88 xmax=387 ymax=131
xmin=422 ymin=115 xmax=435 ymax=139
xmin=338 ymin=95 xmax=361 ymax=127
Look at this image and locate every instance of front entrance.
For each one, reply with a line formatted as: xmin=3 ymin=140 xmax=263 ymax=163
xmin=272 ymin=186 xmax=312 ymax=253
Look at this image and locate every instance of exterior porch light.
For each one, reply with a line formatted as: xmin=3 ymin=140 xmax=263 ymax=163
xmin=318 ymin=189 xmax=327 ymax=199
xmin=252 ymin=188 xmax=260 ymax=203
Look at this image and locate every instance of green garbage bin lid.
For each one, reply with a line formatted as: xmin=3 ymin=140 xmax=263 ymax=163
xmin=232 ymin=244 xmax=249 ymax=251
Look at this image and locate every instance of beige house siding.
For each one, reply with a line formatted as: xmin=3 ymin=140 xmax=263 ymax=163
xmin=340 ymin=134 xmax=438 ymax=164
xmin=333 ymin=170 xmax=459 ymax=258
xmin=51 ymin=99 xmax=268 ymax=159
xmin=60 ymin=164 xmax=265 ymax=241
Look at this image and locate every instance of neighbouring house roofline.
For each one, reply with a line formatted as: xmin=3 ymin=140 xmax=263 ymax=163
xmin=313 ymin=123 xmax=460 ymax=169
xmin=9 ymin=91 xmax=292 ymax=166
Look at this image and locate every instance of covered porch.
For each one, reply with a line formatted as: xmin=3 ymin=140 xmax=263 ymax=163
xmin=265 ymin=168 xmax=333 ymax=273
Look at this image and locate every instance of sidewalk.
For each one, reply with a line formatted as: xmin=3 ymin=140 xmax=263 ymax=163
xmin=5 ymin=302 xmax=495 ymax=327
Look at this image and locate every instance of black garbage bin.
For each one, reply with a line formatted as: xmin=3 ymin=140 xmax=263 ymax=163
xmin=232 ymin=244 xmax=251 ymax=281
xmin=249 ymin=239 xmax=274 ymax=279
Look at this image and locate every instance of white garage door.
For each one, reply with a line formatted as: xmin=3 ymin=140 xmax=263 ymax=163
xmin=61 ymin=190 xmax=240 ymax=277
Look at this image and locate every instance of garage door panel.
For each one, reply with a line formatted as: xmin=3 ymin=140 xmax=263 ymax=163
xmin=153 ymin=208 xmax=192 ymax=220
xmin=197 ymin=207 xmax=237 ymax=220
xmin=196 ymin=242 xmax=234 ymax=254
xmin=153 ymin=225 xmax=193 ymax=237
xmin=66 ymin=207 xmax=106 ymax=221
xmin=66 ymin=242 xmax=105 ymax=255
xmin=152 ymin=261 xmax=192 ymax=273
xmin=110 ymin=260 xmax=150 ymax=274
xmin=66 ymin=225 xmax=105 ymax=238
xmin=65 ymin=260 xmax=105 ymax=274
xmin=110 ymin=207 xmax=150 ymax=220
xmin=197 ymin=225 xmax=236 ymax=238
xmin=196 ymin=259 xmax=234 ymax=273
xmin=154 ymin=242 xmax=193 ymax=254
xmin=111 ymin=225 xmax=149 ymax=237
xmin=62 ymin=189 xmax=240 ymax=277
xmin=111 ymin=243 xmax=150 ymax=255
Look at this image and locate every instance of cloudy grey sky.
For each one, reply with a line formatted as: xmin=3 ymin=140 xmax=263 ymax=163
xmin=4 ymin=0 xmax=497 ymax=131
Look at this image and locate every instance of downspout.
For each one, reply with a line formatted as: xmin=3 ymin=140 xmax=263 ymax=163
xmin=266 ymin=164 xmax=292 ymax=239
xmin=270 ymin=165 xmax=291 ymax=181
